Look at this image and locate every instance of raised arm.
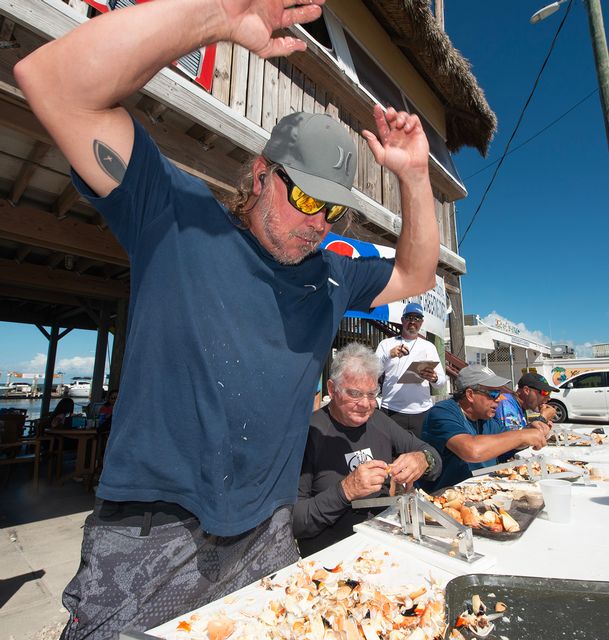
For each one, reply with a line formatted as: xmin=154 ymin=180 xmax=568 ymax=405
xmin=363 ymin=104 xmax=439 ymax=307
xmin=14 ymin=0 xmax=324 ymax=198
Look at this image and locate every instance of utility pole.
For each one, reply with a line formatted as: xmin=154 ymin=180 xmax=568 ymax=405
xmin=584 ymin=0 xmax=609 ymax=150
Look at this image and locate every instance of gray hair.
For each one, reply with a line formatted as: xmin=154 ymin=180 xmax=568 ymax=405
xmin=330 ymin=343 xmax=382 ymax=386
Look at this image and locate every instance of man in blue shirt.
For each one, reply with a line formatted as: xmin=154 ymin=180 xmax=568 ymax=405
xmin=421 ymin=365 xmax=548 ymax=491
xmin=495 ymin=372 xmax=558 ymax=430
xmin=15 ymin=1 xmax=440 ymax=636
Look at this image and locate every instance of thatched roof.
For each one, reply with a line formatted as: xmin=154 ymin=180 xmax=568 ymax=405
xmin=363 ymin=0 xmax=497 ymax=156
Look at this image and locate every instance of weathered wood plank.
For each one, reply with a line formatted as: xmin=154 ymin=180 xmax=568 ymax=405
xmin=229 ymin=44 xmax=249 ymax=116
xmin=302 ymin=76 xmax=316 ymax=113
xmin=211 ymin=41 xmax=232 ymax=105
xmin=246 ymin=52 xmax=264 ymax=126
xmin=290 ymin=66 xmax=304 ymax=114
xmin=261 ymin=59 xmax=279 ymax=132
xmin=277 ymin=57 xmax=292 ymax=120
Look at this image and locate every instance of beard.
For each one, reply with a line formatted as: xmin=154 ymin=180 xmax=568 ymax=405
xmin=260 ymin=204 xmax=324 ymax=266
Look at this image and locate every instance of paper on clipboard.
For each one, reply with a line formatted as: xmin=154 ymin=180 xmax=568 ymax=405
xmin=397 ymin=360 xmax=439 ymax=384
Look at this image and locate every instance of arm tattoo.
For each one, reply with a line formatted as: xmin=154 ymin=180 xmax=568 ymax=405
xmin=93 ymin=140 xmax=127 ymax=183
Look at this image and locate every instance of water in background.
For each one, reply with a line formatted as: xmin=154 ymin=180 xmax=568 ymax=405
xmin=0 ymin=397 xmax=90 ymax=420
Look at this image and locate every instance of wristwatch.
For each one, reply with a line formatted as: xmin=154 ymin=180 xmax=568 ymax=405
xmin=422 ymin=449 xmax=436 ymax=475
xmin=532 ymin=415 xmax=549 ymax=425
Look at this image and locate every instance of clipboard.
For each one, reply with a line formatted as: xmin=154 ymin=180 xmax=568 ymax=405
xmin=397 ymin=360 xmax=439 ymax=384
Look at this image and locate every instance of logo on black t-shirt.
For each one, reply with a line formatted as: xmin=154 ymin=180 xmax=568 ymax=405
xmin=345 ymin=448 xmax=373 ymax=471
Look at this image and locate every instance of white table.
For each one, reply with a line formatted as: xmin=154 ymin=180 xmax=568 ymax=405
xmin=146 ymin=455 xmax=609 ymax=638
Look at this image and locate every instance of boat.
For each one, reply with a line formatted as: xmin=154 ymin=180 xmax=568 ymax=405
xmin=66 ymin=377 xmax=92 ymax=399
xmin=0 ymin=382 xmax=34 ymax=399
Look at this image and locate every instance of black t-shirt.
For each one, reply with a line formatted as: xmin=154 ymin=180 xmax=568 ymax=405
xmin=294 ymin=406 xmax=441 ymax=557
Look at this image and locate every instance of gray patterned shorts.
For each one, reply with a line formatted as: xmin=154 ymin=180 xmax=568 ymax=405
xmin=60 ymin=505 xmax=299 ymax=640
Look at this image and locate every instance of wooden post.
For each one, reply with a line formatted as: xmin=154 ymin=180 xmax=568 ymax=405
xmin=39 ymin=325 xmax=59 ymax=417
xmin=91 ymin=304 xmax=110 ymax=404
xmin=109 ymin=298 xmax=128 ymax=391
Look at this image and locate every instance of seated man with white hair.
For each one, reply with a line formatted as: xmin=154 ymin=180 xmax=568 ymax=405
xmin=420 ymin=365 xmax=548 ymax=492
xmin=293 ymin=343 xmax=441 ymax=557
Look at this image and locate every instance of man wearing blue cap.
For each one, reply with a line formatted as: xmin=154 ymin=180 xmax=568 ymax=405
xmin=376 ymin=302 xmax=446 ymax=438
xmin=15 ymin=0 xmax=440 ymax=635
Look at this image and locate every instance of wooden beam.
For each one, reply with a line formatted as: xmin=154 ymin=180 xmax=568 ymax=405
xmin=0 ymin=258 xmax=129 ymax=299
xmin=53 ymin=181 xmax=83 ymax=218
xmin=0 ymin=94 xmax=54 ymax=144
xmin=15 ymin=244 xmax=31 ymax=263
xmin=0 ymin=200 xmax=129 ymax=266
xmin=10 ymin=140 xmax=52 ymax=205
xmin=0 ymin=282 xmax=82 ymax=306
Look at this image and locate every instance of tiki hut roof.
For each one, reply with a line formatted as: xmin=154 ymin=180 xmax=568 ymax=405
xmin=363 ymin=0 xmax=497 ymax=156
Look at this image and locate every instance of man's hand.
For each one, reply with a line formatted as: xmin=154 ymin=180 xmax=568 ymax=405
xmin=390 ymin=344 xmax=410 ymax=358
xmin=341 ymin=460 xmax=388 ymax=502
xmin=523 ymin=427 xmax=548 ymax=451
xmin=540 ymin=403 xmax=557 ymax=421
xmin=529 ymin=420 xmax=552 ymax=437
xmin=388 ymin=452 xmax=428 ymax=488
xmin=221 ymin=0 xmax=325 ymax=58
xmin=418 ymin=366 xmax=438 ymax=383
xmin=361 ymin=105 xmax=430 ymax=181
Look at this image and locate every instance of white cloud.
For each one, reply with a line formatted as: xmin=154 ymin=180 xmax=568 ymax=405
xmin=481 ymin=311 xmax=552 ymax=346
xmin=25 ymin=353 xmax=47 ymax=370
xmin=57 ymin=356 xmax=95 ymax=376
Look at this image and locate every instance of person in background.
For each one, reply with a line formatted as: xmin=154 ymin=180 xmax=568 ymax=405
xmin=421 ymin=365 xmax=548 ymax=491
xmin=495 ymin=373 xmax=558 ymax=431
xmin=15 ymin=0 xmax=439 ymax=635
xmin=294 ymin=343 xmax=441 ymax=557
xmin=98 ymin=388 xmax=118 ymax=431
xmin=49 ymin=397 xmax=75 ymax=429
xmin=376 ymin=302 xmax=446 ymax=438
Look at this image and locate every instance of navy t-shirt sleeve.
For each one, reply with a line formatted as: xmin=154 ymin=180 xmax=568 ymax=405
xmin=328 ymin=253 xmax=394 ymax=313
xmin=70 ymin=117 xmax=176 ymax=256
xmin=423 ymin=401 xmax=469 ymax=454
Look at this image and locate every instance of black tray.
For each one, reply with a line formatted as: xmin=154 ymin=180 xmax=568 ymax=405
xmin=445 ymin=574 xmax=609 ymax=640
xmin=431 ymin=489 xmax=544 ymax=541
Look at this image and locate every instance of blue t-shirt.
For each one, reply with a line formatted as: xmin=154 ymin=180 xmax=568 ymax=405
xmin=494 ymin=394 xmax=526 ymax=430
xmin=420 ymin=398 xmax=508 ymax=491
xmin=72 ymin=118 xmax=393 ymax=535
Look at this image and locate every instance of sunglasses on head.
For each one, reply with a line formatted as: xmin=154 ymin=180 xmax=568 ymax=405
xmin=273 ymin=167 xmax=348 ymax=224
xmin=474 ymin=388 xmax=502 ymax=400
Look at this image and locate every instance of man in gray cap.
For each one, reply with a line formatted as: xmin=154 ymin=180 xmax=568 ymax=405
xmin=15 ymin=0 xmax=439 ymax=636
xmin=420 ymin=365 xmax=547 ymax=491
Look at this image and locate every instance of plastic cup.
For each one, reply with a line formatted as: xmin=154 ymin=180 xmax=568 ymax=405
xmin=539 ymin=479 xmax=572 ymax=523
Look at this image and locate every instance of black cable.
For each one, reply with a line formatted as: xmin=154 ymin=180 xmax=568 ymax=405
xmin=459 ymin=0 xmax=574 ymax=248
xmin=464 ymin=87 xmax=598 ymax=180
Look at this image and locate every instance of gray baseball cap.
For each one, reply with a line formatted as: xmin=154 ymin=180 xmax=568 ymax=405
xmin=455 ymin=365 xmax=511 ymax=391
xmin=262 ymin=112 xmax=362 ymax=212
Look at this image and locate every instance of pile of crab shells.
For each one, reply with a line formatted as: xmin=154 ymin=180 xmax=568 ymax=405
xmin=169 ymin=551 xmax=446 ymax=640
xmin=424 ymin=489 xmax=520 ymax=533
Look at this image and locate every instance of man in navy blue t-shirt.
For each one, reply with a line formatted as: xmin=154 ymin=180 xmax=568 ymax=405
xmin=16 ymin=1 xmax=440 ymax=636
xmin=421 ymin=365 xmax=548 ymax=491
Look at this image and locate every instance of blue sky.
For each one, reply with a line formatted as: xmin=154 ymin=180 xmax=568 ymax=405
xmin=1 ymin=1 xmax=607 ymax=381
xmin=445 ymin=0 xmax=608 ymax=354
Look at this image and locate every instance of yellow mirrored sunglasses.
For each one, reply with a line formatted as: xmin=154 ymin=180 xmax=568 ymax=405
xmin=275 ymin=167 xmax=348 ymax=224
